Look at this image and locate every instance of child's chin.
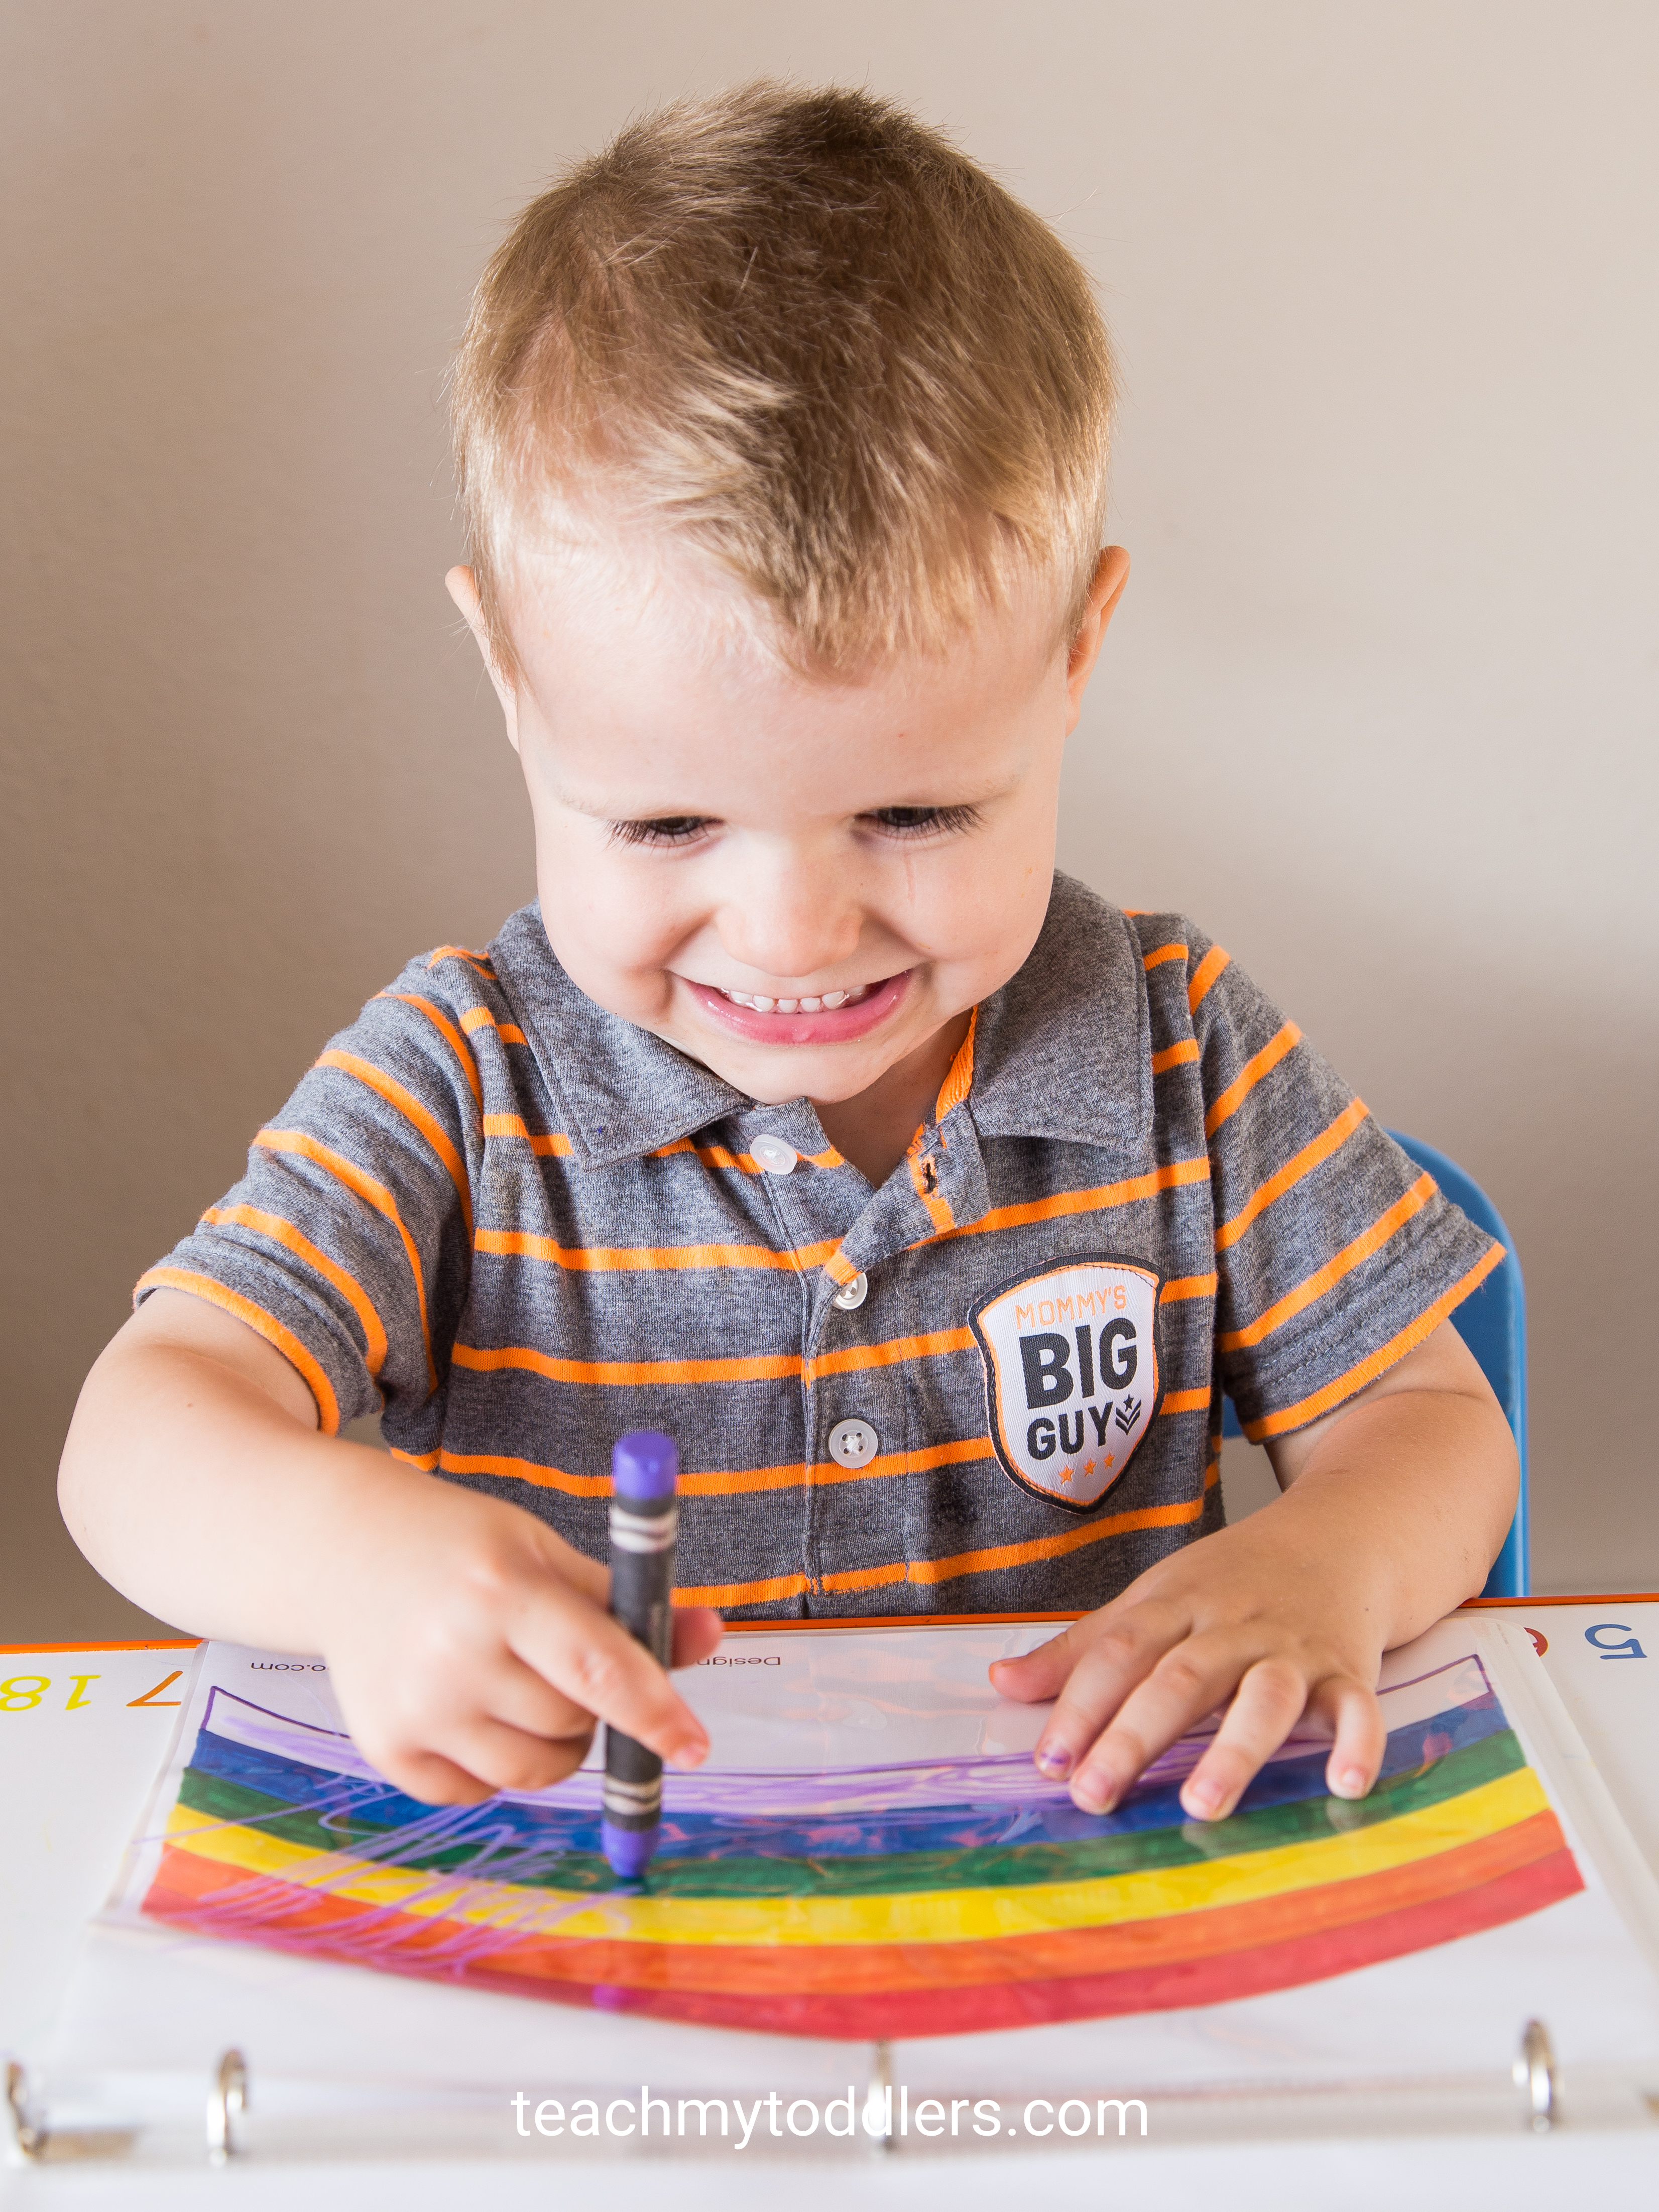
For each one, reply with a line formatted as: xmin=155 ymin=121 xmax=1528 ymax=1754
xmin=696 ymin=1037 xmax=888 ymax=1106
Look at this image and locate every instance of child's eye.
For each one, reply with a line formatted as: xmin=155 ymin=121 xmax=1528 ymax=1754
xmin=865 ymin=804 xmax=983 ymax=840
xmin=607 ymin=816 xmax=713 ymax=849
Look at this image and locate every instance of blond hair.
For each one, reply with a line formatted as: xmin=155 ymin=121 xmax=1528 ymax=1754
xmin=451 ymin=83 xmax=1114 ymax=678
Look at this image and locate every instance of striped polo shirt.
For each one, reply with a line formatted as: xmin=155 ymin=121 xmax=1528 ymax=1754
xmin=139 ymin=873 xmax=1500 ymax=1616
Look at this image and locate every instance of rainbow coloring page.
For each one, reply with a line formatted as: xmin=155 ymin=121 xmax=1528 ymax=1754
xmin=102 ymin=1620 xmax=1645 ymax=2047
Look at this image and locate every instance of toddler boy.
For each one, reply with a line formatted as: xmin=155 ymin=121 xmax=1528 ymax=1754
xmin=60 ymin=85 xmax=1517 ymax=1829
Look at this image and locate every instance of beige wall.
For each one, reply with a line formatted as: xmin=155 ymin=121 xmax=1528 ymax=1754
xmin=4 ymin=1 xmax=1654 ymax=1640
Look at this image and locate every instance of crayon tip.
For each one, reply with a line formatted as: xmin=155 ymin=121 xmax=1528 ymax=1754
xmin=612 ymin=1431 xmax=678 ymax=1500
xmin=602 ymin=1819 xmax=660 ymax=1879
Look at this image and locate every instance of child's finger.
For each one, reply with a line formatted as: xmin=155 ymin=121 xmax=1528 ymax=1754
xmin=425 ymin=1713 xmax=597 ymax=1799
xmin=363 ymin=1744 xmax=502 ymax=1807
xmin=1061 ymin=1637 xmax=1247 ymax=1812
xmin=510 ymin=1595 xmax=711 ymax=1768
xmin=1021 ymin=1609 xmax=1183 ymax=1784
xmin=480 ymin=1655 xmax=617 ymax=1745
xmin=1174 ymin=1657 xmax=1317 ymax=1821
xmin=1312 ymin=1676 xmax=1387 ymax=1801
xmin=988 ymin=1618 xmax=1093 ymax=1704
xmin=670 ymin=1606 xmax=725 ymax=1668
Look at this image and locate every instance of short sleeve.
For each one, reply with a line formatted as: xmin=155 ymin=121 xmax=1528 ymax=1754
xmin=136 ymin=964 xmax=482 ymax=1435
xmin=1189 ymin=938 xmax=1503 ymax=1441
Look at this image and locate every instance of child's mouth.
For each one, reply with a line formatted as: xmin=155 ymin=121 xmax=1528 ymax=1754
xmin=686 ymin=971 xmax=909 ymax=1043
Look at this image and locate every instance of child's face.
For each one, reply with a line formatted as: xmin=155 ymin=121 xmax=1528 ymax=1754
xmin=450 ymin=533 xmax=1126 ymax=1112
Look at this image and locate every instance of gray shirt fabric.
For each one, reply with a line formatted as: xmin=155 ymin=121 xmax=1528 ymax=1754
xmin=139 ymin=873 xmax=1500 ymax=1616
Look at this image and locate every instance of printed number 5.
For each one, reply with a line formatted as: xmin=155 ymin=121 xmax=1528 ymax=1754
xmin=1585 ymin=1623 xmax=1647 ymax=1660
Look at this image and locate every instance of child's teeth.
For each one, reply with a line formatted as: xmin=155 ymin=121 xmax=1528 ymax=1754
xmin=720 ymin=982 xmax=877 ymax=1012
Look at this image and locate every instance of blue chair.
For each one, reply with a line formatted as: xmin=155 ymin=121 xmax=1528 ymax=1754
xmin=1219 ymin=1131 xmax=1528 ymax=1597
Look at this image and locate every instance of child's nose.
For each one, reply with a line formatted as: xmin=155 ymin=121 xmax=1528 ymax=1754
xmin=714 ymin=844 xmax=865 ymax=983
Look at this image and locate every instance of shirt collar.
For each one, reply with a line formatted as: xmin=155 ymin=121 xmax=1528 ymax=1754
xmin=492 ymin=872 xmax=1151 ymax=1170
xmin=492 ymin=905 xmax=752 ymax=1169
xmin=963 ymin=872 xmax=1153 ymax=1160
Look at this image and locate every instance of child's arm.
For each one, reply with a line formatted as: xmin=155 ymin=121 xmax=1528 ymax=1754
xmin=59 ymin=1290 xmax=721 ymax=1804
xmin=990 ymin=1318 xmax=1517 ymax=1819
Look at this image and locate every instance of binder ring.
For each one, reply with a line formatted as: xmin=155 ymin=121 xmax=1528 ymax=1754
xmin=206 ymin=2048 xmax=248 ymax=2164
xmin=1514 ymin=2017 xmax=1557 ymax=2132
xmin=5 ymin=2060 xmax=46 ymax=2162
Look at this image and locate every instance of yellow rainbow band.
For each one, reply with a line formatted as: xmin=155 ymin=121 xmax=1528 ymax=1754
xmin=162 ymin=1765 xmax=1547 ymax=1950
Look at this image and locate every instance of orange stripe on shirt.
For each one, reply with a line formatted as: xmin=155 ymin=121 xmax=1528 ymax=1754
xmin=934 ymin=1007 xmax=978 ymax=1119
xmin=201 ymin=1205 xmax=389 ymax=1379
xmin=451 ymin=1341 xmax=801 ymax=1387
xmin=1187 ymin=944 xmax=1230 ymax=1013
xmin=906 ymin=1123 xmax=956 ymax=1234
xmin=1160 ymin=1387 xmax=1213 ymax=1415
xmin=935 ymin=1154 xmax=1212 ymax=1245
xmin=1220 ymin=1174 xmax=1435 ymax=1352
xmin=473 ymin=1227 xmax=837 ymax=1274
xmin=426 ymin=944 xmax=495 ymax=979
xmin=253 ymin=1128 xmax=438 ymax=1394
xmin=1203 ymin=1022 xmax=1301 ymax=1139
xmin=1214 ymin=1098 xmax=1371 ymax=1254
xmin=684 ymin=1437 xmax=994 ymax=1497
xmin=1244 ymin=1243 xmax=1505 ymax=1441
xmin=1151 ymin=1039 xmax=1200 ymax=1075
xmin=652 ymin=1137 xmax=845 ymax=1173
xmin=378 ymin=994 xmax=482 ymax=1109
xmin=431 ymin=1447 xmax=610 ymax=1497
xmin=678 ymin=1572 xmax=815 ymax=1610
xmin=807 ymin=1326 xmax=975 ymax=1381
xmin=459 ymin=1006 xmax=528 ymax=1046
xmin=317 ymin=1051 xmax=473 ymax=1237
xmin=1162 ymin=1272 xmax=1218 ymax=1304
xmin=481 ymin=1112 xmax=573 ymax=1156
xmin=820 ymin=1493 xmax=1210 ymax=1596
xmin=429 ymin=1436 xmax=997 ymax=1507
xmin=134 ymin=1267 xmax=341 ymax=1436
xmin=1142 ymin=943 xmax=1189 ymax=971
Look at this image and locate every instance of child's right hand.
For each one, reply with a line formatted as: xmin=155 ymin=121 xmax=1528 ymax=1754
xmin=58 ymin=1290 xmax=723 ymax=1805
xmin=315 ymin=1471 xmax=724 ymax=1804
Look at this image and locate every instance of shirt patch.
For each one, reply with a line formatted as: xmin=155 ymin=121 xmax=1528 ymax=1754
xmin=970 ymin=1255 xmax=1165 ymax=1514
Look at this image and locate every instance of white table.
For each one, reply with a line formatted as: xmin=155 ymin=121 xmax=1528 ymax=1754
xmin=3 ymin=1602 xmax=1656 ymax=2207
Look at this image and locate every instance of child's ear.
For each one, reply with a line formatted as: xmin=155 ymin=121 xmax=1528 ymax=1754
xmin=1065 ymin=545 xmax=1131 ymax=719
xmin=445 ymin=565 xmax=521 ymax=751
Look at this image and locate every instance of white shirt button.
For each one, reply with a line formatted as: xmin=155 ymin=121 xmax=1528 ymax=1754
xmin=827 ymin=1417 xmax=880 ymax=1469
xmin=751 ymin=1135 xmax=799 ymax=1176
xmin=831 ymin=1270 xmax=869 ymax=1311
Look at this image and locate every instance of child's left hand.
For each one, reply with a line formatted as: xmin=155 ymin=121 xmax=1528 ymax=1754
xmin=989 ymin=1320 xmax=1519 ymax=1821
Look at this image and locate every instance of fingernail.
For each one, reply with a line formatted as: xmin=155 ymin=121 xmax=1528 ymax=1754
xmin=1334 ymin=1766 xmax=1367 ymax=1798
xmin=1034 ymin=1742 xmax=1073 ymax=1778
xmin=668 ymin=1736 xmax=708 ymax=1768
xmin=1071 ymin=1773 xmax=1116 ymax=1814
xmin=1184 ymin=1778 xmax=1224 ymax=1817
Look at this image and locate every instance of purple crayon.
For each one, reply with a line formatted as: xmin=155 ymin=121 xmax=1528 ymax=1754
xmin=601 ymin=1431 xmax=679 ymax=1878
